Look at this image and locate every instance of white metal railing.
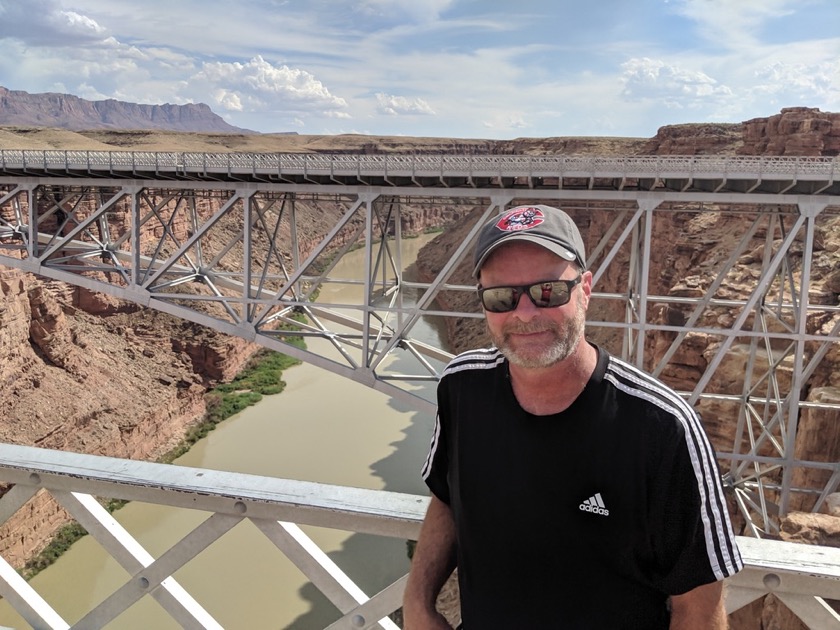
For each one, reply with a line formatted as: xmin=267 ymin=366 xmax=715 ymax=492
xmin=1 ymin=150 xmax=838 ymax=183
xmin=0 ymin=444 xmax=837 ymax=629
xmin=0 ymin=443 xmax=424 ymax=630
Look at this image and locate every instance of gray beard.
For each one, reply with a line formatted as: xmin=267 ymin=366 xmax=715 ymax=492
xmin=492 ymin=298 xmax=586 ymax=369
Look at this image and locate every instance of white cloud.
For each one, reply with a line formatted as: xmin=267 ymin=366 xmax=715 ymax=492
xmin=752 ymin=58 xmax=840 ymax=110
xmin=0 ymin=0 xmax=107 ymax=45
xmin=184 ymin=56 xmax=348 ymax=116
xmin=214 ymin=90 xmax=243 ymax=112
xmin=375 ymin=93 xmax=435 ymax=116
xmin=60 ymin=10 xmax=106 ymax=36
xmin=621 ymin=57 xmax=733 ymax=107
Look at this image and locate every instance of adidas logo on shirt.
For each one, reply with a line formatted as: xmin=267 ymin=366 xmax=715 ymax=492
xmin=579 ymin=492 xmax=609 ymax=516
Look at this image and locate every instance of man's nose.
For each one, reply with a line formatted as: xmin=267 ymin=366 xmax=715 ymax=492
xmin=512 ymin=291 xmax=539 ymax=320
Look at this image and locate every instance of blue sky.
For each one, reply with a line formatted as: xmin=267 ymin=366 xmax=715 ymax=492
xmin=0 ymin=0 xmax=837 ymax=138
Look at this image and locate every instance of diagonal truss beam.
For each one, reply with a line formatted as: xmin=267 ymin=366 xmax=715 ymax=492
xmin=0 ymin=174 xmax=838 ymax=536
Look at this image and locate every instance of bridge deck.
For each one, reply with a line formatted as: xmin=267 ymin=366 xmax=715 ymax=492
xmin=1 ymin=150 xmax=838 ymax=196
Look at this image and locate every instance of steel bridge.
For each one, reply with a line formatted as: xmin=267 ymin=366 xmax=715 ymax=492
xmin=0 ymin=150 xmax=838 ymax=628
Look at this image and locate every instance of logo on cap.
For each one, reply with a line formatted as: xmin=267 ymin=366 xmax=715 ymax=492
xmin=496 ymin=207 xmax=544 ymax=232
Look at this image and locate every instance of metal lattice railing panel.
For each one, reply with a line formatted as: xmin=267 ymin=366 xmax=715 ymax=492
xmin=0 ymin=444 xmax=836 ymax=629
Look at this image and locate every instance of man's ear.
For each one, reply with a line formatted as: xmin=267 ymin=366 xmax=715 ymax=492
xmin=581 ymin=270 xmax=593 ymax=303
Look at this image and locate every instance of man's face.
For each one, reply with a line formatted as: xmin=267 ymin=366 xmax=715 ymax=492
xmin=479 ymin=241 xmax=590 ymax=369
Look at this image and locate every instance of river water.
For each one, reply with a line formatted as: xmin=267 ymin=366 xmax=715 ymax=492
xmin=0 ymin=233 xmax=447 ymax=629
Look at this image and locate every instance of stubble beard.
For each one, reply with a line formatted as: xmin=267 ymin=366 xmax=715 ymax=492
xmin=491 ymin=297 xmax=586 ymax=369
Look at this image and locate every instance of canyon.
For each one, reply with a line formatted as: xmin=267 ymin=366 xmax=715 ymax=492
xmin=0 ymin=106 xmax=839 ymax=628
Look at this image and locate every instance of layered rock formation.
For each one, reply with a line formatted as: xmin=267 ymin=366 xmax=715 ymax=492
xmin=642 ymin=122 xmax=743 ymax=155
xmin=640 ymin=106 xmax=840 ymax=157
xmin=0 ymin=86 xmax=252 ymax=134
xmin=740 ymin=107 xmax=840 ymax=156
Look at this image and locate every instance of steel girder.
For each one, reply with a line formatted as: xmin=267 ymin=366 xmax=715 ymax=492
xmin=0 ymin=168 xmax=838 ymax=535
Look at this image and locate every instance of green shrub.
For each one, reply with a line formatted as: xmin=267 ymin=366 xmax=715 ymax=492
xmin=21 ymin=522 xmax=88 ymax=580
xmin=22 ymin=343 xmax=305 ymax=581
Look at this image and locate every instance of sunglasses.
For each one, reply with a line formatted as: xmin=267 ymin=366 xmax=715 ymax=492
xmin=478 ymin=275 xmax=582 ymax=313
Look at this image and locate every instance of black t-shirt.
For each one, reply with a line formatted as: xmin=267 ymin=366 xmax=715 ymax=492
xmin=422 ymin=345 xmax=743 ymax=629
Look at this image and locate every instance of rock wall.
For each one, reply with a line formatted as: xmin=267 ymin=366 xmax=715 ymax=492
xmin=642 ymin=122 xmax=744 ymax=155
xmin=739 ymin=107 xmax=840 ymax=156
xmin=0 ymin=269 xmax=220 ymax=565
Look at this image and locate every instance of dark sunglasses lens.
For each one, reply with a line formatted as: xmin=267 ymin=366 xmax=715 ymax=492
xmin=480 ymin=278 xmax=577 ymax=312
xmin=528 ymin=281 xmax=570 ymax=308
xmin=481 ymin=287 xmax=519 ymax=313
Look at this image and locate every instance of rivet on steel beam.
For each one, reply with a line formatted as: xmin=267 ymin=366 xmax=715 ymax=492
xmin=763 ymin=573 xmax=781 ymax=590
xmin=352 ymin=614 xmax=366 ymax=627
xmin=28 ymin=473 xmax=41 ymax=485
xmin=138 ymin=577 xmax=150 ymax=589
xmin=234 ymin=501 xmax=247 ymax=514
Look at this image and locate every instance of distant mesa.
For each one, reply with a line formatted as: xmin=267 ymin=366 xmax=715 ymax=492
xmin=0 ymin=86 xmax=258 ymax=134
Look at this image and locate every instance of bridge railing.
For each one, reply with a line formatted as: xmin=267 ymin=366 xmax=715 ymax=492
xmin=1 ymin=150 xmax=838 ymax=181
xmin=0 ymin=444 xmax=837 ymax=629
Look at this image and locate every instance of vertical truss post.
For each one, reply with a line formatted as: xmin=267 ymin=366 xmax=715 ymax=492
xmin=243 ymin=192 xmax=254 ymax=323
xmin=26 ymin=185 xmax=37 ymax=260
xmin=289 ymin=195 xmax=301 ymax=301
xmin=633 ymin=198 xmax=660 ymax=368
xmin=392 ymin=199 xmax=405 ymax=333
xmin=779 ymin=200 xmax=828 ymax=516
xmin=362 ymin=194 xmax=378 ymax=369
xmin=624 ymin=213 xmax=640 ymax=362
xmin=366 ymin=196 xmax=402 ymax=367
xmin=130 ymin=188 xmax=141 ymax=288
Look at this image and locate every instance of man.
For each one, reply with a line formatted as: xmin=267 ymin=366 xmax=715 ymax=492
xmin=403 ymin=205 xmax=743 ymax=629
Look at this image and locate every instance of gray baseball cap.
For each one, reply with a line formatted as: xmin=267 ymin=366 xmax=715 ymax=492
xmin=472 ymin=204 xmax=587 ymax=276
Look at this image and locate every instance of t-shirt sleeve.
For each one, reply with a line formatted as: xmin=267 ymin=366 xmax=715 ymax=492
xmin=650 ymin=411 xmax=743 ymax=595
xmin=421 ymin=381 xmax=451 ymax=505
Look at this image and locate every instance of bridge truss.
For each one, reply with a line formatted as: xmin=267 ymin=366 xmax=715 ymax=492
xmin=0 ymin=151 xmax=838 ymax=540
